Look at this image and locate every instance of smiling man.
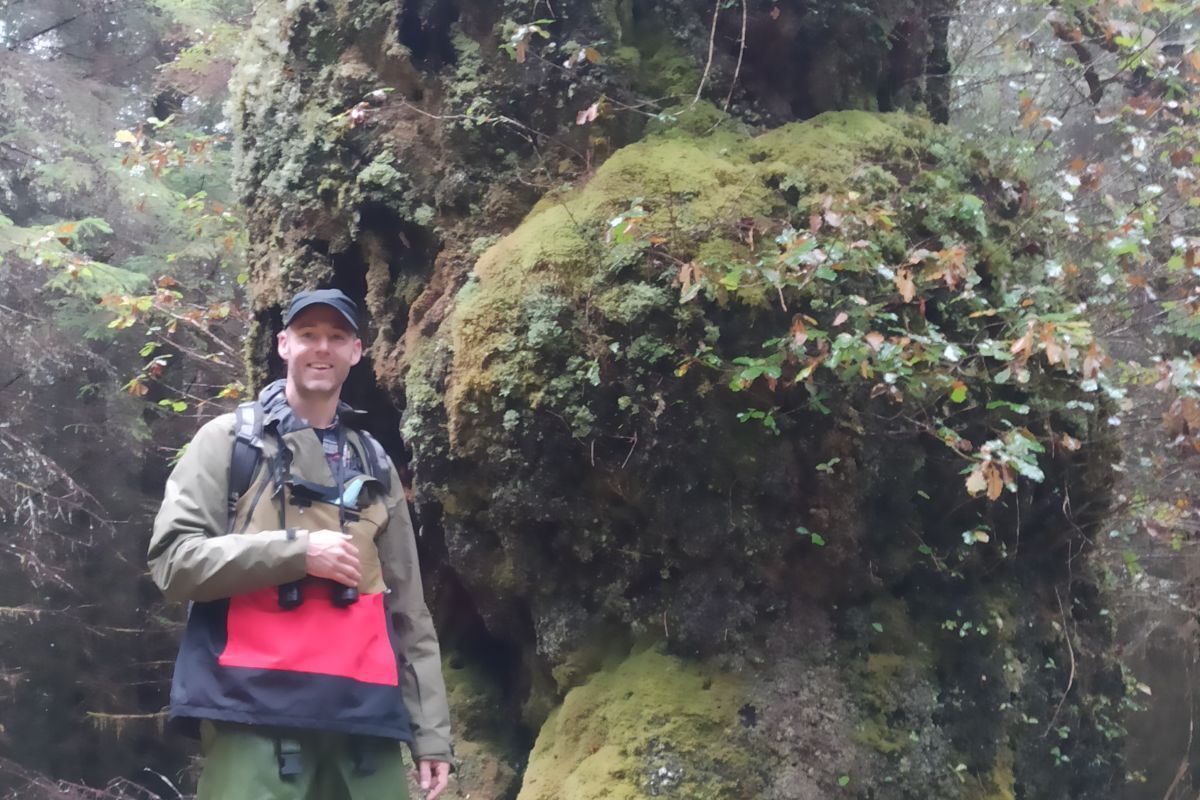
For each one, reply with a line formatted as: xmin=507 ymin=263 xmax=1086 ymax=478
xmin=149 ymin=289 xmax=453 ymax=800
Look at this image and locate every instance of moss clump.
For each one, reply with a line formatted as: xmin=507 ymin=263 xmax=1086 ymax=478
xmin=966 ymin=747 xmax=1016 ymax=800
xmin=442 ymin=651 xmax=513 ymax=749
xmin=356 ymin=153 xmax=410 ymax=201
xmin=634 ymin=40 xmax=700 ymax=99
xmin=444 ymin=110 xmax=921 ymax=451
xmin=592 ymin=282 xmax=670 ymax=326
xmin=517 ymin=646 xmax=752 ymax=800
xmin=643 ymin=100 xmax=746 ymax=140
xmin=854 ymin=653 xmax=915 ymax=754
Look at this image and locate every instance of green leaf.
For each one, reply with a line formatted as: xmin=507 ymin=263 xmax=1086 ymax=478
xmin=986 ymin=399 xmax=1029 ymax=414
xmin=871 ymin=622 xmax=883 ymax=633
xmin=838 ymin=775 xmax=850 ymax=787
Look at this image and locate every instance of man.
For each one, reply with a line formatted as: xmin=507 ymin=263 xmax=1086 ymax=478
xmin=149 ymin=289 xmax=452 ymax=799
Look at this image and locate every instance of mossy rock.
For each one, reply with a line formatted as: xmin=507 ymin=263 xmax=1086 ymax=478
xmin=444 ymin=109 xmax=922 ymax=452
xmin=517 ymin=646 xmax=753 ymax=800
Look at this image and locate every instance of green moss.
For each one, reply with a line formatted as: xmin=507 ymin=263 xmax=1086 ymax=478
xmin=596 ymin=0 xmax=633 ymax=44
xmin=644 ymin=100 xmax=745 ymax=140
xmin=609 ymin=45 xmax=641 ymax=73
xmin=965 ymin=747 xmax=1016 ymax=800
xmin=636 ymin=41 xmax=699 ymax=99
xmin=443 ymin=111 xmax=925 ymax=452
xmin=356 ymin=153 xmax=410 ymax=201
xmin=851 ymin=598 xmax=941 ymax=758
xmin=867 ymin=595 xmax=931 ymax=662
xmin=442 ymin=650 xmax=517 ymax=750
xmin=751 ymin=110 xmax=926 ymax=204
xmin=593 ymin=282 xmax=670 ymax=325
xmin=550 ymin=625 xmax=632 ymax=692
xmin=518 ymin=646 xmax=750 ymax=800
xmin=853 ymin=653 xmax=912 ymax=754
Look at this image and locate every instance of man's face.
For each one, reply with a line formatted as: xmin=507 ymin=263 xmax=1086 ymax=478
xmin=277 ymin=305 xmax=362 ymax=399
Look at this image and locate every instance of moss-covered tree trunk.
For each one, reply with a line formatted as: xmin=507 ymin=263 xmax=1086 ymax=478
xmin=230 ymin=2 xmax=1124 ymax=798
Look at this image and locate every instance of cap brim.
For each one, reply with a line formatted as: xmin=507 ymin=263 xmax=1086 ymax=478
xmin=285 ymin=300 xmax=359 ymax=331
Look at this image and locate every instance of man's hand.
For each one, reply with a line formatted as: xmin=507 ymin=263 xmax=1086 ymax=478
xmin=304 ymin=529 xmax=360 ymax=587
xmin=418 ymin=759 xmax=451 ymax=800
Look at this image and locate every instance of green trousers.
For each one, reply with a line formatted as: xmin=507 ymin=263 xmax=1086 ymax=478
xmin=197 ymin=721 xmax=412 ymax=800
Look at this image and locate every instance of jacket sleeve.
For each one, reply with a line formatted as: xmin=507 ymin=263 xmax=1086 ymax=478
xmin=147 ymin=414 xmax=309 ymax=603
xmin=376 ymin=463 xmax=454 ymax=764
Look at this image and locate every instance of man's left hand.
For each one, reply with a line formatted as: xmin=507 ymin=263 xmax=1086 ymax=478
xmin=418 ymin=759 xmax=451 ymax=800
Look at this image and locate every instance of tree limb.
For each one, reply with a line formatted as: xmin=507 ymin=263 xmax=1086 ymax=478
xmin=1049 ymin=19 xmax=1105 ymax=104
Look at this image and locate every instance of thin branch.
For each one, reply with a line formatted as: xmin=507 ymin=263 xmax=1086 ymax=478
xmin=0 ymin=371 xmax=23 ymax=394
xmin=6 ymin=14 xmax=79 ymax=51
xmin=1043 ymin=586 xmax=1077 ymax=735
xmin=692 ymin=1 xmax=720 ymax=107
xmin=722 ymin=0 xmax=747 ymax=112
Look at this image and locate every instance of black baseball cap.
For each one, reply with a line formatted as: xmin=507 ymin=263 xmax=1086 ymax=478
xmin=283 ymin=289 xmax=359 ymax=331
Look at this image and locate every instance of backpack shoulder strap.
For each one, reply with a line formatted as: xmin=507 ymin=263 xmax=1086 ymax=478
xmin=350 ymin=428 xmax=392 ymax=495
xmin=227 ymin=401 xmax=265 ymax=524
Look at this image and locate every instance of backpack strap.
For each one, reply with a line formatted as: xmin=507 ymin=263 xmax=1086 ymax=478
xmin=350 ymin=429 xmax=393 ymax=495
xmin=225 ymin=402 xmax=392 ymax=529
xmin=227 ymin=401 xmax=265 ymax=531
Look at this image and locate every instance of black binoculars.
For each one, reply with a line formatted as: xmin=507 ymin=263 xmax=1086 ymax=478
xmin=278 ymin=581 xmax=359 ymax=609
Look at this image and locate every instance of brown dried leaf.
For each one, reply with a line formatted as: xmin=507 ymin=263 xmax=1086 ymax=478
xmin=895 ymin=268 xmax=916 ymax=302
xmin=1082 ymin=340 xmax=1102 ymax=379
xmin=1010 ymin=326 xmax=1034 ymax=357
xmin=790 ymin=315 xmax=808 ymax=348
xmin=939 ymin=245 xmax=969 ymax=291
xmin=966 ymin=464 xmax=987 ymax=496
xmin=865 ymin=331 xmax=885 ymax=352
xmin=986 ymin=463 xmax=1005 ymax=501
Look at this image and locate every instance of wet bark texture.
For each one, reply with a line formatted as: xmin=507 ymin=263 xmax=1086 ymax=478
xmin=231 ymin=2 xmax=1123 ymax=798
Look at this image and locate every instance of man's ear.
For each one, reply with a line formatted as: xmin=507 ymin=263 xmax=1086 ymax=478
xmin=277 ymin=329 xmax=290 ymax=360
xmin=350 ymin=337 xmax=363 ymax=366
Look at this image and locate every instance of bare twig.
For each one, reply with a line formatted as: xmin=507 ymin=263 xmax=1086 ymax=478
xmin=1044 ymin=586 xmax=1077 ymax=735
xmin=722 ymin=0 xmax=747 ymax=111
xmin=692 ymin=1 xmax=720 ymax=107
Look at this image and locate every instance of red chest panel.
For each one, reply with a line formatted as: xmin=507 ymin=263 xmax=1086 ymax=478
xmin=219 ymin=580 xmax=399 ymax=686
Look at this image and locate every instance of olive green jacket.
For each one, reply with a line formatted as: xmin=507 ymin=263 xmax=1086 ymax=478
xmin=147 ymin=411 xmax=453 ymax=763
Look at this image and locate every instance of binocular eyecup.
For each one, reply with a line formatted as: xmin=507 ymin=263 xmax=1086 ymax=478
xmin=278 ymin=581 xmax=359 ymax=609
